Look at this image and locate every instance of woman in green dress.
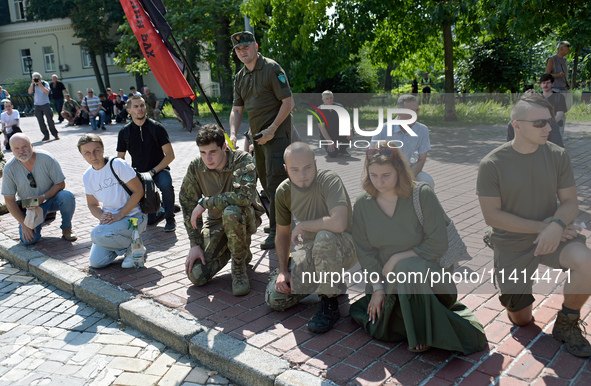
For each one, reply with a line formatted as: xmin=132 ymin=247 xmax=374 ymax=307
xmin=349 ymin=145 xmax=486 ymax=354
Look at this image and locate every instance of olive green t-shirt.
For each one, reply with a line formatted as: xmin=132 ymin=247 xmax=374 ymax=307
xmin=476 ymin=141 xmax=575 ymax=243
xmin=233 ymin=54 xmax=292 ymax=138
xmin=275 ymin=170 xmax=353 ymax=240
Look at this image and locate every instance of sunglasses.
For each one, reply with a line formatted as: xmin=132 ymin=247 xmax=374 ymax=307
xmin=27 ymin=173 xmax=37 ymax=188
xmin=516 ymin=119 xmax=551 ymax=128
xmin=366 ymin=148 xmax=398 ymax=159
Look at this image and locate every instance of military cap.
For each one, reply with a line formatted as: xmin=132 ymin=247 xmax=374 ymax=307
xmin=231 ymin=31 xmax=256 ymax=49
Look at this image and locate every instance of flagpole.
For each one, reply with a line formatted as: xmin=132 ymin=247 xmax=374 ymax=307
xmin=166 ymin=35 xmax=226 ymax=132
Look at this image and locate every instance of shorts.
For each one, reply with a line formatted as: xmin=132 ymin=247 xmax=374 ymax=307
xmin=494 ymin=234 xmax=586 ymax=312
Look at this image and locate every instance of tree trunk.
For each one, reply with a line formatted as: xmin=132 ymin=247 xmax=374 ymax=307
xmin=442 ymin=20 xmax=457 ymax=121
xmin=571 ymin=45 xmax=581 ymax=89
xmin=90 ymin=50 xmax=106 ymax=94
xmin=215 ymin=16 xmax=233 ymax=104
xmin=384 ymin=62 xmax=395 ymax=91
xmin=99 ymin=44 xmax=110 ymax=92
xmin=135 ymin=74 xmax=143 ymax=91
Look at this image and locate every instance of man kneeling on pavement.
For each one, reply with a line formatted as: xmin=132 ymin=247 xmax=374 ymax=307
xmin=181 ymin=124 xmax=264 ymax=296
xmin=266 ymin=142 xmax=357 ymax=333
xmin=1 ymin=134 xmax=77 ymax=244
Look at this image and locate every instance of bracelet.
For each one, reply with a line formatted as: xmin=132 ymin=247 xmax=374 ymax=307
xmin=551 ymin=218 xmax=567 ymax=230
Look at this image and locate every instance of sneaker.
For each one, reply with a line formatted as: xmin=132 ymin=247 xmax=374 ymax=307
xmin=552 ymin=311 xmax=591 ymax=357
xmin=101 ymin=125 xmax=106 ymax=130
xmin=174 ymin=204 xmax=181 ymax=213
xmin=121 ymin=247 xmax=134 ymax=269
xmin=42 ymin=136 xmax=50 ymax=141
xmin=164 ymin=218 xmax=176 ymax=232
xmin=308 ymin=296 xmax=340 ymax=333
xmin=65 ymin=122 xmax=71 ymax=127
xmin=231 ymin=259 xmax=250 ymax=296
xmin=54 ymin=135 xmax=59 ymax=140
xmin=260 ymin=231 xmax=275 ymax=250
xmin=62 ymin=228 xmax=78 ymax=242
xmin=148 ymin=208 xmax=165 ymax=225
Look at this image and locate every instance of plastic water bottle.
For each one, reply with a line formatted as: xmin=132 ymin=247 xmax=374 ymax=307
xmin=129 ymin=218 xmax=146 ymax=268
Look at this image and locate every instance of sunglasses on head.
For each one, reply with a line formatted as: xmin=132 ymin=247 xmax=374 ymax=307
xmin=366 ymin=148 xmax=398 ymax=159
xmin=516 ymin=119 xmax=551 ymax=128
xmin=27 ymin=173 xmax=37 ymax=188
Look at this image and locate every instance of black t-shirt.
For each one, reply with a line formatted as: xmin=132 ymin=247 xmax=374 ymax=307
xmin=116 ymin=119 xmax=171 ymax=172
xmin=101 ymin=99 xmax=113 ymax=112
xmin=318 ymin=102 xmax=342 ymax=139
xmin=114 ymin=101 xmax=125 ymax=110
xmin=49 ymin=81 xmax=66 ymax=100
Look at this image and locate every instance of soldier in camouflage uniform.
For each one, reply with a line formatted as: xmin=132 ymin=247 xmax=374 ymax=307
xmin=266 ymin=142 xmax=357 ymax=333
xmin=180 ymin=124 xmax=263 ymax=296
xmin=0 ymin=150 xmax=7 ymax=215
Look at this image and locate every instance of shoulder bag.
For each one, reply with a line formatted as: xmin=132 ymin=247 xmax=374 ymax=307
xmin=109 ymin=158 xmax=161 ymax=214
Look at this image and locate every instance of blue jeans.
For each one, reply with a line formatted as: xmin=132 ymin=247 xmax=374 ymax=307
xmin=150 ymin=169 xmax=175 ymax=222
xmin=90 ymin=110 xmax=106 ymax=130
xmin=89 ymin=213 xmax=147 ymax=268
xmin=19 ymin=190 xmax=76 ymax=245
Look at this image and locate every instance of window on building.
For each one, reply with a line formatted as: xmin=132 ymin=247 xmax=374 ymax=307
xmin=11 ymin=0 xmax=26 ymax=22
xmin=43 ymin=47 xmax=56 ymax=72
xmin=82 ymin=47 xmax=116 ymax=68
xmin=20 ymin=49 xmax=31 ymax=75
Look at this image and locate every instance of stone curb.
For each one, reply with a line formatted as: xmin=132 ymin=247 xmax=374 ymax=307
xmin=189 ymin=328 xmax=290 ymax=386
xmin=120 ymin=297 xmax=203 ymax=354
xmin=74 ymin=276 xmax=135 ymax=319
xmin=0 ymin=242 xmax=325 ymax=386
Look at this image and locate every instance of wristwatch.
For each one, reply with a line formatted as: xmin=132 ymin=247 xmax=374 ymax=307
xmin=198 ymin=197 xmax=204 ymax=207
xmin=150 ymin=169 xmax=156 ymax=175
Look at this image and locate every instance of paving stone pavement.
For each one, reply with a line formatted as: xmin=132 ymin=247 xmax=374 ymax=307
xmin=0 ymin=115 xmax=591 ymax=385
xmin=0 ymin=258 xmax=232 ymax=386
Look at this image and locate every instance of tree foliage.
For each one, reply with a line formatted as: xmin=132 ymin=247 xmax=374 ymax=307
xmin=27 ymin=0 xmax=124 ymax=93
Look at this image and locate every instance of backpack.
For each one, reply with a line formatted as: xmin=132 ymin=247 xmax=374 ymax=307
xmin=109 ymin=158 xmax=161 ymax=214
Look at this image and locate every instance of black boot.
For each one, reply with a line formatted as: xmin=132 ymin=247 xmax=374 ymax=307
xmin=308 ymin=296 xmax=340 ymax=333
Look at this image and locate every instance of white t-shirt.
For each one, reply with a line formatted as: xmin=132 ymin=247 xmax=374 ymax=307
xmin=83 ymin=158 xmax=140 ymax=215
xmin=1 ymin=110 xmax=19 ymax=134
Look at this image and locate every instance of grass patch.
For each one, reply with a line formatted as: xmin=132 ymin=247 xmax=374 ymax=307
xmin=161 ymin=101 xmax=232 ymax=121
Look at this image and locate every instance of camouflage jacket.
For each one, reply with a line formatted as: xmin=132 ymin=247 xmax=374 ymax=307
xmin=180 ymin=149 xmax=263 ymax=247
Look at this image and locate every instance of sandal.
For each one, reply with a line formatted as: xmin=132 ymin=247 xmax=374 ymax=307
xmin=407 ymin=344 xmax=431 ymax=353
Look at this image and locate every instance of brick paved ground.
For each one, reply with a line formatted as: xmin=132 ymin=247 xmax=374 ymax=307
xmin=1 ymin=116 xmax=591 ymax=385
xmin=0 ymin=258 xmax=231 ymax=386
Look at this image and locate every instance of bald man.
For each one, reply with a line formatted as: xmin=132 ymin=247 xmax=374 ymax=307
xmin=265 ymin=142 xmax=357 ymax=333
xmin=2 ymin=134 xmax=77 ymax=244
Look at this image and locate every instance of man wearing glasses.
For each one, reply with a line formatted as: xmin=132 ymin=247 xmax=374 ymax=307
xmin=371 ymin=94 xmax=434 ymax=189
xmin=477 ymin=91 xmax=591 ymax=357
xmin=266 ymin=142 xmax=357 ymax=333
xmin=1 ymin=134 xmax=77 ymax=244
xmin=82 ymin=88 xmax=106 ymax=131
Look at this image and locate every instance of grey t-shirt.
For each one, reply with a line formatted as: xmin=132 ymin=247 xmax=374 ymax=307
xmin=1 ymin=150 xmax=66 ymax=199
xmin=33 ymin=81 xmax=51 ymax=106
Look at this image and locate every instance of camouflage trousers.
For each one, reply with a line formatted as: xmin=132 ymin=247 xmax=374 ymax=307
xmin=188 ymin=205 xmax=257 ymax=286
xmin=265 ymin=230 xmax=357 ymax=311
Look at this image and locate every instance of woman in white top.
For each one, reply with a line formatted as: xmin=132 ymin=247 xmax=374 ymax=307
xmin=78 ymin=134 xmax=147 ymax=268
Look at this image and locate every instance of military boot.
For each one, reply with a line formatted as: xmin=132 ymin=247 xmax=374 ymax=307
xmin=308 ymin=295 xmax=340 ymax=333
xmin=552 ymin=311 xmax=591 ymax=357
xmin=231 ymin=258 xmax=250 ymax=296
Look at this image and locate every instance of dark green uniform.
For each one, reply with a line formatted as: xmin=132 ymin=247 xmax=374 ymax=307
xmin=265 ymin=170 xmax=357 ymax=311
xmin=233 ymin=53 xmax=292 ymax=232
xmin=179 ymin=149 xmax=264 ymax=285
xmin=349 ymin=186 xmax=486 ymax=354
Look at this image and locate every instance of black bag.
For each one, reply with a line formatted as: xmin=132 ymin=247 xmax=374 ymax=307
xmin=109 ymin=158 xmax=161 ymax=214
